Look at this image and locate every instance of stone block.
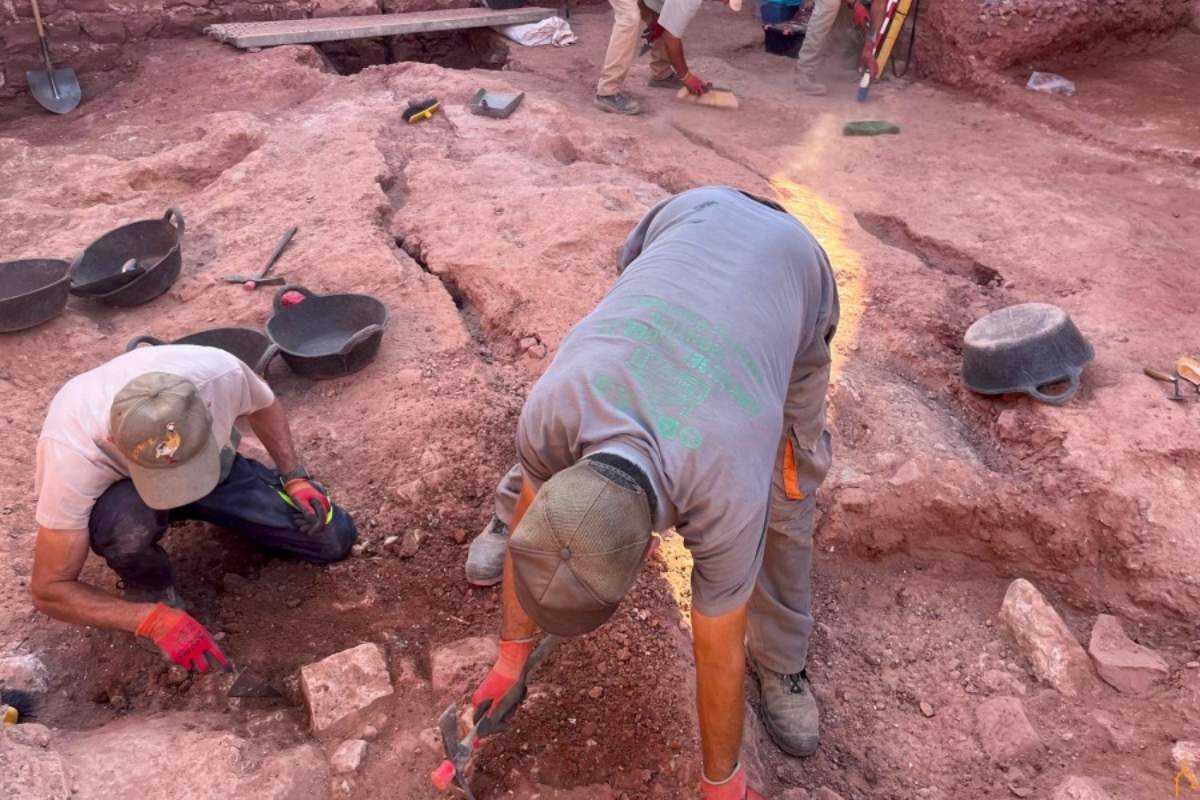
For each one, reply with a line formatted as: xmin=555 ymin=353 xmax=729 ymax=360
xmin=330 ymin=738 xmax=367 ymax=773
xmin=1087 ymin=614 xmax=1169 ymax=694
xmin=975 ymin=696 xmax=1042 ymax=766
xmin=999 ymin=579 xmax=1093 ymax=696
xmin=300 ymin=643 xmax=394 ymax=733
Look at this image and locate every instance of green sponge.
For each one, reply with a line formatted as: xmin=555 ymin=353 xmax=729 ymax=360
xmin=843 ymin=120 xmax=901 ymax=136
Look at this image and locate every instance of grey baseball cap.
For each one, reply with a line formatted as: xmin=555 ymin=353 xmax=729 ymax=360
xmin=509 ymin=459 xmax=653 ymax=637
xmin=109 ymin=372 xmax=221 ymax=510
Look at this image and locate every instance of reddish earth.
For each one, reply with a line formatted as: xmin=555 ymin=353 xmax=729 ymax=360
xmin=1 ymin=6 xmax=1198 ymax=799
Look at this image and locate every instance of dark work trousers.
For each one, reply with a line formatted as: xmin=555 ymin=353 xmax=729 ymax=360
xmin=88 ymin=455 xmax=358 ymax=595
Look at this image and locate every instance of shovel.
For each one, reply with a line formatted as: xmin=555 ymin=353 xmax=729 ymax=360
xmin=27 ymin=0 xmax=81 ymax=115
xmin=227 ymin=665 xmax=282 ymax=698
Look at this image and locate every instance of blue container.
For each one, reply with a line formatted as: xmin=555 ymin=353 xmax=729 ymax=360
xmin=760 ymin=1 xmax=799 ymax=24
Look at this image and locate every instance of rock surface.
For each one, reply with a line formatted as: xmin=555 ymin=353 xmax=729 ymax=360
xmin=330 ymin=738 xmax=368 ymax=773
xmin=0 ymin=731 xmax=69 ymax=799
xmin=1172 ymin=741 xmax=1200 ymax=771
xmin=1087 ymin=614 xmax=1170 ymax=694
xmin=300 ymin=643 xmax=394 ymax=733
xmin=1051 ymin=776 xmax=1114 ymax=800
xmin=975 ymin=696 xmax=1043 ymax=766
xmin=999 ymin=579 xmax=1093 ymax=697
xmin=55 ymin=713 xmax=328 ymax=798
xmin=0 ymin=653 xmax=50 ymax=695
xmin=429 ymin=636 xmax=498 ymax=698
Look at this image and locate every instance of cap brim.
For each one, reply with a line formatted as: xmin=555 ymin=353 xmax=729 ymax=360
xmin=128 ymin=433 xmax=222 ymax=510
xmin=511 ymin=554 xmax=617 ymax=637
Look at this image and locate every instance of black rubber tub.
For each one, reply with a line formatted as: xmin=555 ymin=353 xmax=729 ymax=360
xmin=265 ymin=285 xmax=388 ymax=379
xmin=961 ymin=302 xmax=1094 ymax=405
xmin=126 ymin=327 xmax=280 ymax=376
xmin=71 ymin=208 xmax=185 ymax=307
xmin=0 ymin=258 xmax=71 ymax=333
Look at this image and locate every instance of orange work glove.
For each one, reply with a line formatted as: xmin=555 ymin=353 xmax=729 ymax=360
xmin=701 ymin=764 xmax=766 ymax=800
xmin=136 ymin=603 xmax=230 ymax=673
xmin=682 ymin=72 xmax=712 ymax=95
xmin=471 ymin=638 xmax=536 ymax=725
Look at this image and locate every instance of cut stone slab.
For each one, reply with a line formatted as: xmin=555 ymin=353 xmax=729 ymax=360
xmin=430 ymin=636 xmax=498 ymax=698
xmin=1051 ymin=776 xmax=1113 ymax=800
xmin=0 ymin=653 xmax=50 ymax=695
xmin=999 ymin=579 xmax=1093 ymax=697
xmin=206 ymin=7 xmax=555 ymax=48
xmin=1087 ymin=614 xmax=1170 ymax=694
xmin=330 ymin=739 xmax=368 ymax=773
xmin=300 ymin=643 xmax=394 ymax=732
xmin=975 ymin=696 xmax=1043 ymax=766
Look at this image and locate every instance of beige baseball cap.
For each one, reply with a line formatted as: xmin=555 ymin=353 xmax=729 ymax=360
xmin=109 ymin=372 xmax=220 ymax=510
xmin=509 ymin=459 xmax=653 ymax=637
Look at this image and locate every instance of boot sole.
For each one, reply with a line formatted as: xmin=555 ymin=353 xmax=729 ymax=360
xmin=594 ymin=97 xmax=642 ymax=115
xmin=465 ymin=570 xmax=503 ymax=588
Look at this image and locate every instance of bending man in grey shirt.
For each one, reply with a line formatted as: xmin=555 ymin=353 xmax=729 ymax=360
xmin=467 ymin=187 xmax=839 ymax=798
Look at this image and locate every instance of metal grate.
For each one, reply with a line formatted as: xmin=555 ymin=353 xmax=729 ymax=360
xmin=206 ymin=7 xmax=556 ymax=48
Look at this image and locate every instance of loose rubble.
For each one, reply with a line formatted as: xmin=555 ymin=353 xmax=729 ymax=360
xmin=1087 ymin=614 xmax=1170 ymax=694
xmin=330 ymin=738 xmax=368 ymax=773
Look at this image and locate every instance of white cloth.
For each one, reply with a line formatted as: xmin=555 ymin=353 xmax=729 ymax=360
xmin=35 ymin=345 xmax=275 ymax=530
xmin=657 ymin=0 xmax=703 ymax=38
xmin=495 ymin=16 xmax=577 ymax=47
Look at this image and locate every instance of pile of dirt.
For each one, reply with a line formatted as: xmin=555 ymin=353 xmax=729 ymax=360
xmin=1 ymin=6 xmax=1199 ymax=798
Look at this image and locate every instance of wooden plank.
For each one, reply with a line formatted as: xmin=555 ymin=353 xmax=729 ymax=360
xmin=206 ymin=7 xmax=557 ymax=48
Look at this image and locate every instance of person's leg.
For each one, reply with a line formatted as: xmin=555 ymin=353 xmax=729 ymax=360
xmin=88 ymin=480 xmax=178 ymax=601
xmin=647 ymin=36 xmax=676 ymax=85
xmin=175 ymin=456 xmax=357 ymax=564
xmin=595 ymin=0 xmax=643 ymax=113
xmin=467 ymin=464 xmax=523 ymax=587
xmin=794 ymin=0 xmax=843 ymax=93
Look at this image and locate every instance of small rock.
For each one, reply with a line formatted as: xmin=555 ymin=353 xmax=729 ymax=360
xmin=1187 ymin=661 xmax=1199 ymax=669
xmin=1091 ymin=711 xmax=1136 ymax=753
xmin=975 ymin=696 xmax=1043 ymax=766
xmin=429 ymin=637 xmax=499 ymax=698
xmin=285 ymin=597 xmax=302 ymax=609
xmin=360 ymin=724 xmax=379 ymax=740
xmin=780 ymin=790 xmax=811 ymax=800
xmin=1172 ymin=741 xmax=1200 ymax=772
xmin=839 ymin=487 xmax=869 ymax=512
xmin=1051 ymin=776 xmax=1113 ymax=800
xmin=397 ymin=529 xmax=425 ymax=559
xmin=5 ymin=722 xmax=52 ymax=747
xmin=222 ymin=573 xmax=252 ymax=594
xmin=812 ymin=789 xmax=845 ymax=800
xmin=616 ymin=648 xmax=631 ymax=661
xmin=330 ymin=739 xmax=367 ymax=774
xmin=1087 ymin=614 xmax=1169 ymax=694
xmin=300 ymin=643 xmax=394 ymax=733
xmin=888 ymin=460 xmax=922 ymax=487
xmin=919 ymin=701 xmax=935 ymax=718
xmin=0 ymin=654 xmax=50 ymax=695
xmin=587 ymin=686 xmax=604 ymax=700
xmin=999 ymin=579 xmax=1093 ymax=697
xmin=1008 ymin=784 xmax=1032 ymax=798
xmin=980 ymin=668 xmax=1027 ymax=696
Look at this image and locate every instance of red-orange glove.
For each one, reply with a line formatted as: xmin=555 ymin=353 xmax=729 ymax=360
xmin=852 ymin=0 xmax=870 ymax=28
xmin=285 ymin=478 xmax=332 ymax=536
xmin=682 ymin=72 xmax=712 ymax=96
xmin=136 ymin=603 xmax=229 ymax=674
xmin=701 ymin=764 xmax=766 ymax=800
xmin=471 ymin=638 xmax=536 ymax=725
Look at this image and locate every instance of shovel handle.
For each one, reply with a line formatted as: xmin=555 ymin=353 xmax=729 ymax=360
xmin=30 ymin=0 xmax=47 ymax=38
xmin=1144 ymin=367 xmax=1176 ymax=383
xmin=431 ymin=760 xmax=457 ymax=792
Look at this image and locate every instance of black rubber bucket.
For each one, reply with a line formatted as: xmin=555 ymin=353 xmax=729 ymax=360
xmin=71 ymin=208 xmax=185 ymax=307
xmin=0 ymin=258 xmax=71 ymax=333
xmin=126 ymin=327 xmax=280 ymax=376
xmin=961 ymin=302 xmax=1094 ymax=405
xmin=265 ymin=285 xmax=388 ymax=380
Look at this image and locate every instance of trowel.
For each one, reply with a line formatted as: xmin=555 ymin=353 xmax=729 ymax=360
xmin=227 ymin=666 xmax=282 ymax=698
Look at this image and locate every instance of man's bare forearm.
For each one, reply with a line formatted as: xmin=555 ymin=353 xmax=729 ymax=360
xmin=663 ymin=32 xmax=689 ymax=78
xmin=692 ymin=603 xmax=749 ymax=781
xmin=246 ymin=399 xmax=301 ymax=475
xmin=500 ymin=477 xmax=539 ymax=641
xmin=33 ymin=579 xmax=151 ymax=633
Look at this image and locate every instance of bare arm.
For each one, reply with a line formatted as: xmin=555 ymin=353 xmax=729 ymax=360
xmin=692 ymin=601 xmax=749 ymax=782
xmin=31 ymin=526 xmax=151 ymax=632
xmin=499 ymin=476 xmax=540 ymax=641
xmin=245 ymin=399 xmax=301 ymax=475
xmin=663 ymin=31 xmax=689 ymax=79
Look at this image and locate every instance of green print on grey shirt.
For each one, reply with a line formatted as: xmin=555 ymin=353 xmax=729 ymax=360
xmin=592 ymin=294 xmax=764 ymax=451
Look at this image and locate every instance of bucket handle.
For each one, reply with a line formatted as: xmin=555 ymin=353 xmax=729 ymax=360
xmin=126 ymin=334 xmax=166 ymax=351
xmin=163 ymin=208 xmax=185 ymax=237
xmin=338 ymin=324 xmax=384 ymax=357
xmin=1025 ymin=369 xmax=1082 ymax=406
xmin=273 ymin=284 xmax=318 ymax=314
xmin=254 ymin=343 xmax=281 ymax=376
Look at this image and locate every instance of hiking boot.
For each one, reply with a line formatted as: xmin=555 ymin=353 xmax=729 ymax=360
xmin=465 ymin=515 xmax=509 ymax=587
xmin=795 ymin=72 xmax=827 ymax=96
xmin=749 ymin=654 xmax=820 ymax=757
xmin=648 ymin=73 xmax=683 ymax=90
xmin=594 ymin=93 xmax=642 ymax=115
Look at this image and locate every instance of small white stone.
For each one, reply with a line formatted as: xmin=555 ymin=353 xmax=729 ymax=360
xmin=330 ymin=739 xmax=368 ymax=774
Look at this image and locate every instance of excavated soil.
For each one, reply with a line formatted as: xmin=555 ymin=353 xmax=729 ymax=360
xmin=1 ymin=7 xmax=1198 ymax=799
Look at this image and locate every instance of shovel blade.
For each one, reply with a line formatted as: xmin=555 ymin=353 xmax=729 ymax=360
xmin=27 ymin=68 xmax=81 ymax=114
xmin=228 ymin=669 xmax=281 ymax=698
